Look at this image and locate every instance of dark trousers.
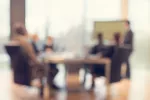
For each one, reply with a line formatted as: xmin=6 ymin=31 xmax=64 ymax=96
xmin=126 ymin=50 xmax=132 ymax=79
xmin=126 ymin=60 xmax=130 ymax=79
xmin=83 ymin=64 xmax=89 ymax=85
xmin=83 ymin=64 xmax=105 ymax=86
xmin=47 ymin=63 xmax=58 ymax=86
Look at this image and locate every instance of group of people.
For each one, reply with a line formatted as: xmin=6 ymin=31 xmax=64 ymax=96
xmin=12 ymin=23 xmax=59 ymax=89
xmin=88 ymin=20 xmax=133 ymax=88
xmin=31 ymin=34 xmax=55 ymax=55
xmin=10 ymin=20 xmax=133 ymax=90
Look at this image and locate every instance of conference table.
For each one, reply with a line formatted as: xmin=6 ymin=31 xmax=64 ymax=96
xmin=43 ymin=53 xmax=111 ymax=99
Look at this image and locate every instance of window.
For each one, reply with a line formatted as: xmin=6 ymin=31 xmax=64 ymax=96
xmin=26 ymin=0 xmax=121 ymax=52
xmin=128 ymin=0 xmax=149 ymax=32
xmin=0 ymin=0 xmax=9 ymax=38
xmin=26 ymin=0 xmax=121 ymax=37
xmin=26 ymin=0 xmax=83 ymax=38
xmin=0 ymin=0 xmax=10 ymax=66
xmin=26 ymin=0 xmax=48 ymax=39
xmin=128 ymin=0 xmax=150 ymax=66
xmin=0 ymin=0 xmax=9 ymax=54
xmin=85 ymin=0 xmax=121 ymax=42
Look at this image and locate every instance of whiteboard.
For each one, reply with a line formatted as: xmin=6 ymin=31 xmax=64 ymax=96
xmin=93 ymin=20 xmax=126 ymax=41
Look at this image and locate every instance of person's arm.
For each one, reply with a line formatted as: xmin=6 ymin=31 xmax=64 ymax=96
xmin=102 ymin=46 xmax=114 ymax=58
xmin=89 ymin=46 xmax=97 ymax=54
xmin=15 ymin=37 xmax=40 ymax=64
xmin=32 ymin=41 xmax=39 ymax=55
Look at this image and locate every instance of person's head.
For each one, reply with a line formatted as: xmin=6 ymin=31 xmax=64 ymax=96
xmin=32 ymin=34 xmax=39 ymax=42
xmin=97 ymin=33 xmax=103 ymax=44
xmin=124 ymin=20 xmax=130 ymax=30
xmin=13 ymin=23 xmax=28 ymax=36
xmin=114 ymin=32 xmax=121 ymax=45
xmin=46 ymin=36 xmax=53 ymax=45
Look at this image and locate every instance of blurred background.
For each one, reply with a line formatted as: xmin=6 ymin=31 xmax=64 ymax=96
xmin=0 ymin=0 xmax=150 ymax=100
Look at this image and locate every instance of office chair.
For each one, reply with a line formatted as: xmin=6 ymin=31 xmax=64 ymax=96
xmin=110 ymin=46 xmax=130 ymax=83
xmin=82 ymin=46 xmax=130 ymax=86
xmin=5 ymin=42 xmax=44 ymax=97
xmin=5 ymin=44 xmax=32 ymax=86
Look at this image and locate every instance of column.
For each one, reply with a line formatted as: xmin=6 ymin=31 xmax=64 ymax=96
xmin=121 ymin=0 xmax=128 ymax=20
xmin=10 ymin=0 xmax=25 ymax=38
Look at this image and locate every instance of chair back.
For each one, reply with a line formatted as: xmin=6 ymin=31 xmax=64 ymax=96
xmin=5 ymin=43 xmax=31 ymax=86
xmin=110 ymin=46 xmax=130 ymax=83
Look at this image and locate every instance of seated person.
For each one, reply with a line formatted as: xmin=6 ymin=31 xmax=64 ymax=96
xmin=89 ymin=32 xmax=121 ymax=88
xmin=31 ymin=34 xmax=40 ymax=55
xmin=43 ymin=36 xmax=59 ymax=90
xmin=112 ymin=32 xmax=121 ymax=46
xmin=84 ymin=32 xmax=122 ymax=89
xmin=88 ymin=33 xmax=108 ymax=88
xmin=104 ymin=32 xmax=121 ymax=58
xmin=43 ymin=36 xmax=54 ymax=52
xmin=12 ymin=23 xmax=45 ymax=86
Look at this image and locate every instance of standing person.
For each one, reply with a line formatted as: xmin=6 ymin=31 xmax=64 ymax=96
xmin=43 ymin=36 xmax=59 ymax=90
xmin=123 ymin=20 xmax=134 ymax=79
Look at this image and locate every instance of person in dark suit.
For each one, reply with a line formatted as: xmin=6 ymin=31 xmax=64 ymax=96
xmin=104 ymin=32 xmax=121 ymax=59
xmin=123 ymin=20 xmax=133 ymax=79
xmin=44 ymin=36 xmax=59 ymax=90
xmin=113 ymin=32 xmax=121 ymax=46
xmin=83 ymin=33 xmax=122 ymax=88
xmin=89 ymin=33 xmax=108 ymax=88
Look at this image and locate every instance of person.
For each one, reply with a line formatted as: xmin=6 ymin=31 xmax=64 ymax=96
xmin=31 ymin=34 xmax=40 ymax=55
xmin=43 ymin=36 xmax=59 ymax=90
xmin=90 ymin=33 xmax=106 ymax=55
xmin=88 ymin=32 xmax=122 ymax=88
xmin=43 ymin=36 xmax=54 ymax=52
xmin=12 ymin=23 xmax=45 ymax=86
xmin=123 ymin=20 xmax=133 ymax=79
xmin=88 ymin=33 xmax=108 ymax=88
xmin=104 ymin=32 xmax=122 ymax=59
xmin=113 ymin=32 xmax=121 ymax=46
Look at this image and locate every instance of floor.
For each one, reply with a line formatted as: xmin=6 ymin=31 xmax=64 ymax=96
xmin=0 ymin=66 xmax=149 ymax=100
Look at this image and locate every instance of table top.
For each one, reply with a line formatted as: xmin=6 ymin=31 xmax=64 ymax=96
xmin=43 ymin=53 xmax=111 ymax=64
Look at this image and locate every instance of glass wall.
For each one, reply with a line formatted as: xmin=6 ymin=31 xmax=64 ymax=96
xmin=0 ymin=0 xmax=9 ymax=52
xmin=0 ymin=0 xmax=10 ymax=38
xmin=128 ymin=0 xmax=149 ymax=66
xmin=128 ymin=0 xmax=150 ymax=99
xmin=128 ymin=0 xmax=149 ymax=32
xmin=26 ymin=0 xmax=48 ymax=39
xmin=0 ymin=0 xmax=10 ymax=67
xmin=26 ymin=0 xmax=121 ymax=52
xmin=26 ymin=0 xmax=121 ymax=37
xmin=85 ymin=0 xmax=121 ymax=43
xmin=26 ymin=0 xmax=84 ymax=39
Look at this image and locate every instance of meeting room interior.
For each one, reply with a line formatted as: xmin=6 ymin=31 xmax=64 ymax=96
xmin=0 ymin=0 xmax=150 ymax=100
